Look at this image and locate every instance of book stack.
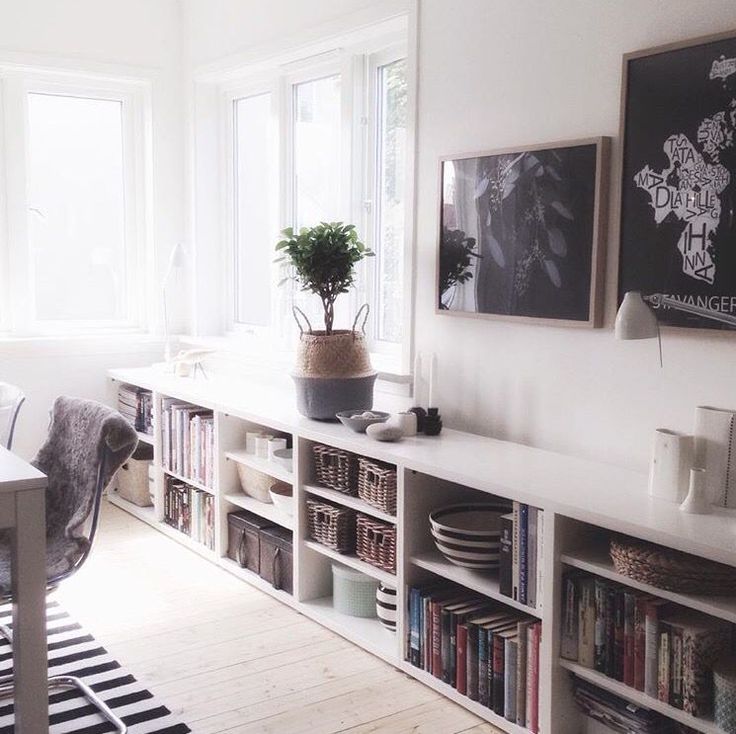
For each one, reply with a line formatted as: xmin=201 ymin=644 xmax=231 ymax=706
xmin=561 ymin=571 xmax=732 ymax=719
xmin=161 ymin=398 xmax=215 ymax=488
xmin=407 ymin=582 xmax=542 ymax=731
xmin=164 ymin=475 xmax=215 ymax=549
xmin=118 ymin=385 xmax=153 ymax=435
xmin=499 ymin=502 xmax=544 ymax=610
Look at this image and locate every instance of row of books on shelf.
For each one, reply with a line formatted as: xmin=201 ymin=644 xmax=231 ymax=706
xmin=164 ymin=477 xmax=215 ymax=550
xmin=499 ymin=503 xmax=544 ymax=610
xmin=118 ymin=385 xmax=153 ymax=435
xmin=407 ymin=582 xmax=542 ymax=731
xmin=162 ymin=398 xmax=215 ymax=488
xmin=561 ymin=571 xmax=731 ymax=719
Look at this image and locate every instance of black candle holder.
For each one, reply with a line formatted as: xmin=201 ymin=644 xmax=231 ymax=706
xmin=409 ymin=406 xmax=427 ymax=433
xmin=424 ymin=407 xmax=443 ymax=436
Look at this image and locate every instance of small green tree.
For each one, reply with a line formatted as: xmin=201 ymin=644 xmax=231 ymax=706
xmin=276 ymin=222 xmax=373 ymax=335
xmin=439 ymin=227 xmax=481 ymax=308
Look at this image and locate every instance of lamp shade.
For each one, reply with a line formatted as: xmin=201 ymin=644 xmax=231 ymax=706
xmin=615 ymin=291 xmax=658 ymax=340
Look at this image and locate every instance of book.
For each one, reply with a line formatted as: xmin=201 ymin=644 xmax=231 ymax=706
xmin=606 ymin=585 xmax=618 ymax=678
xmin=644 ymin=598 xmax=668 ymax=698
xmin=479 ymin=616 xmax=517 ymax=708
xmin=612 ymin=588 xmax=625 ymax=681
xmin=577 ymin=577 xmax=595 ymax=668
xmin=670 ymin=624 xmax=683 ymax=709
xmin=657 ymin=626 xmax=670 ymax=703
xmin=527 ymin=622 xmax=541 ymax=733
xmin=499 ymin=513 xmax=513 ymax=598
xmin=527 ymin=507 xmax=538 ymax=609
xmin=633 ymin=595 xmax=649 ymax=691
xmin=456 ymin=623 xmax=468 ymax=695
xmin=536 ymin=510 xmax=544 ymax=611
xmin=511 ymin=503 xmax=520 ymax=601
xmin=593 ymin=578 xmax=608 ymax=673
xmin=516 ymin=620 xmax=529 ymax=727
xmin=492 ymin=626 xmax=507 ymax=714
xmin=502 ymin=630 xmax=519 ymax=722
xmin=560 ymin=572 xmax=578 ymax=660
xmin=471 ymin=612 xmax=512 ymax=705
xmin=623 ymin=591 xmax=636 ymax=687
xmin=519 ymin=504 xmax=529 ymax=605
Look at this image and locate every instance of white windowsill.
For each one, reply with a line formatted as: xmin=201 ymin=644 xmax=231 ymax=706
xmin=0 ymin=332 xmax=165 ymax=358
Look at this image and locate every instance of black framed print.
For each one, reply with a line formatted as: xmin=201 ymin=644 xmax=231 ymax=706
xmin=619 ymin=31 xmax=736 ymax=330
xmin=437 ymin=138 xmax=609 ymax=327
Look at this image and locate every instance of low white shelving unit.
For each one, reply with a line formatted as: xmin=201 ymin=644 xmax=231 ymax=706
xmin=108 ymin=366 xmax=736 ymax=734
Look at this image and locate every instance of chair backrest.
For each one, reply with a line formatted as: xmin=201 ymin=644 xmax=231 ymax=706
xmin=0 ymin=383 xmax=25 ymax=450
xmin=32 ymin=396 xmax=137 ymax=582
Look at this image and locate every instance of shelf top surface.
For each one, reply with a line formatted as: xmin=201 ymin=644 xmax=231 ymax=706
xmin=109 ymin=365 xmax=736 ymax=566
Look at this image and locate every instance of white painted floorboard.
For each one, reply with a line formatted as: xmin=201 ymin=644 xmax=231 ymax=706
xmin=56 ymin=503 xmax=503 ymax=734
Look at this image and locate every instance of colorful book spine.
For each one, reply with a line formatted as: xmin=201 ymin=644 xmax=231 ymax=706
xmin=478 ymin=627 xmax=489 ymax=706
xmin=527 ymin=507 xmax=538 ymax=609
xmin=519 ymin=504 xmax=529 ymax=606
xmin=516 ymin=621 xmax=528 ymax=728
xmin=633 ymin=595 xmax=648 ymax=691
xmin=456 ymin=623 xmax=468 ymax=696
xmin=499 ymin=513 xmax=513 ymax=598
xmin=504 ymin=636 xmax=518 ymax=722
xmin=466 ymin=623 xmax=478 ymax=699
xmin=511 ymin=503 xmax=520 ymax=601
xmin=528 ymin=622 xmax=540 ymax=733
xmin=658 ymin=626 xmax=670 ymax=703
xmin=492 ymin=633 xmax=506 ymax=714
xmin=594 ymin=578 xmax=608 ymax=673
xmin=613 ymin=589 xmax=625 ymax=681
xmin=670 ymin=625 xmax=683 ymax=709
xmin=623 ymin=591 xmax=635 ymax=687
xmin=578 ymin=577 xmax=595 ymax=668
xmin=560 ymin=573 xmax=578 ymax=660
xmin=645 ymin=599 xmax=667 ymax=697
xmin=536 ymin=510 xmax=544 ymax=612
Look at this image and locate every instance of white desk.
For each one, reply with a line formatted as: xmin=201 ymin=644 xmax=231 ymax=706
xmin=0 ymin=447 xmax=48 ymax=733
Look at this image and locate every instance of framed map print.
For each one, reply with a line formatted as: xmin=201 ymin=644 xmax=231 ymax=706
xmin=619 ymin=31 xmax=736 ymax=330
xmin=437 ymin=138 xmax=609 ymax=327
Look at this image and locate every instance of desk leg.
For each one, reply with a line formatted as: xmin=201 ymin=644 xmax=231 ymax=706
xmin=12 ymin=488 xmax=48 ymax=734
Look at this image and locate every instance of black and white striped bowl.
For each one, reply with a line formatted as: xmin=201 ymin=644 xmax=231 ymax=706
xmin=376 ymin=582 xmax=397 ymax=630
xmin=429 ymin=503 xmax=509 ymax=569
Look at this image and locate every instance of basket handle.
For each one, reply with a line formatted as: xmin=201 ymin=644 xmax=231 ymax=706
xmin=292 ymin=305 xmax=313 ymax=336
xmin=272 ymin=547 xmax=281 ymax=591
xmin=236 ymin=530 xmax=248 ymax=568
xmin=352 ymin=303 xmax=370 ymax=337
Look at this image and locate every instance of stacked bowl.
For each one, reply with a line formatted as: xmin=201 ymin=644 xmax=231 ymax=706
xmin=429 ymin=502 xmax=511 ymax=569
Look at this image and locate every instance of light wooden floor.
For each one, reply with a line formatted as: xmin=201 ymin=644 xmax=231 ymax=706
xmin=56 ymin=503 xmax=502 ymax=734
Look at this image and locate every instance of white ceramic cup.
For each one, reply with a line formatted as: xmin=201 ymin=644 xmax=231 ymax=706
xmin=245 ymin=431 xmax=261 ymax=454
xmin=268 ymin=437 xmax=288 ymax=461
xmin=394 ymin=411 xmax=417 ymax=437
xmin=255 ymin=435 xmax=273 ymax=458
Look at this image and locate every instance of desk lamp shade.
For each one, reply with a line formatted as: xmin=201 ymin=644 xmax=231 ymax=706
xmin=615 ymin=291 xmax=658 ymax=340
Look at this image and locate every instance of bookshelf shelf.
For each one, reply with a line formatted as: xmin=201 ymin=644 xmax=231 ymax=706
xmin=561 ymin=546 xmax=736 ymax=624
xmin=225 ymin=449 xmax=293 ymax=485
xmin=304 ymin=540 xmax=396 ymax=585
xmin=303 ymin=483 xmax=396 ymax=524
xmin=163 ymin=467 xmax=215 ymax=496
xmin=559 ymin=659 xmax=721 ymax=734
xmin=223 ymin=492 xmax=293 ymax=530
xmin=411 ymin=550 xmax=542 ymax=619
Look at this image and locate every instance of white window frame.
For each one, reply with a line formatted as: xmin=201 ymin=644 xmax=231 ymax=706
xmin=0 ymin=68 xmax=152 ymax=336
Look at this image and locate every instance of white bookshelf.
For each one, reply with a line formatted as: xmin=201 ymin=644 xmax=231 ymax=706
xmin=108 ymin=366 xmax=736 ymax=734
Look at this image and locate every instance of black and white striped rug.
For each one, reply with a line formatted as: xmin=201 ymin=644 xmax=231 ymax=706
xmin=0 ymin=602 xmax=190 ymax=734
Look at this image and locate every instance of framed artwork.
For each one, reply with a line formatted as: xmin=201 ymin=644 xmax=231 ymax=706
xmin=437 ymin=137 xmax=609 ymax=327
xmin=618 ymin=30 xmax=736 ymax=330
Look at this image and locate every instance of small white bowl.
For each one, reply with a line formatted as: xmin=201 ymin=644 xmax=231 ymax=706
xmin=271 ymin=447 xmax=293 ymax=473
xmin=269 ymin=481 xmax=293 ymax=516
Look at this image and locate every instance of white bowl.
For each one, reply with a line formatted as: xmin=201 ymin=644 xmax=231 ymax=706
xmin=269 ymin=481 xmax=293 ymax=516
xmin=271 ymin=448 xmax=293 ymax=473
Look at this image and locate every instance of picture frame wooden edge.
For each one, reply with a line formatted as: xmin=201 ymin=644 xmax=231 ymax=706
xmin=435 ymin=135 xmax=611 ymax=328
xmin=615 ymin=28 xmax=736 ymax=328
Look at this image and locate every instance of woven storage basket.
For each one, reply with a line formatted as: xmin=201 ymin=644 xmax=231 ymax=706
xmin=357 ymin=458 xmax=397 ymax=515
xmin=306 ymin=498 xmax=356 ymax=553
xmin=313 ymin=444 xmax=359 ymax=495
xmin=356 ymin=513 xmax=396 ymax=574
xmin=610 ymin=536 xmax=736 ymax=594
xmin=236 ymin=463 xmax=274 ymax=504
xmin=332 ymin=564 xmax=378 ymax=618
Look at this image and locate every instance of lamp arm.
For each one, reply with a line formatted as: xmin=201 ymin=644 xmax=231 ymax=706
xmin=646 ymin=293 xmax=736 ymax=328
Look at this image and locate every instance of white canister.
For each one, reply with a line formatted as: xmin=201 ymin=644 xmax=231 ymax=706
xmin=394 ymin=411 xmax=418 ymax=437
xmin=255 ymin=435 xmax=273 ymax=459
xmin=245 ymin=431 xmax=261 ymax=454
xmin=648 ymin=429 xmax=694 ymax=503
xmin=268 ymin=437 xmax=288 ymax=461
xmin=680 ymin=468 xmax=710 ymax=514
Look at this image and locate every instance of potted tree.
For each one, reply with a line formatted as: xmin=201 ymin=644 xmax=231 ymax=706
xmin=276 ymin=222 xmax=376 ymax=419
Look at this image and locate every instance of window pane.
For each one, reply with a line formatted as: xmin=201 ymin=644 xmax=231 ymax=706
xmin=293 ymin=75 xmax=341 ymax=229
xmin=375 ymin=59 xmax=408 ymax=343
xmin=27 ymin=93 xmax=128 ymax=322
xmin=234 ymin=93 xmax=272 ymax=326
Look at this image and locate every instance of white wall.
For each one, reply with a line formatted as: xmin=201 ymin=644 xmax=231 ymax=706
xmin=0 ymin=0 xmax=185 ymax=458
xmin=414 ymin=0 xmax=736 ymax=470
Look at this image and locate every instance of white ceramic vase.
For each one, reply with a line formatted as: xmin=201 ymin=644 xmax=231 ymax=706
xmin=680 ymin=468 xmax=710 ymax=514
xmin=694 ymin=406 xmax=736 ymax=507
xmin=648 ymin=429 xmax=694 ymax=503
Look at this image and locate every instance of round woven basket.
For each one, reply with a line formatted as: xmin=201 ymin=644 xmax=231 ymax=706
xmin=610 ymin=536 xmax=736 ymax=594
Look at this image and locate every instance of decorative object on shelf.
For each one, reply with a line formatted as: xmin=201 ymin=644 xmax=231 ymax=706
xmin=267 ymin=437 xmax=288 ymax=460
xmin=609 ymin=535 xmax=736 ymax=594
xmin=255 ymin=435 xmax=273 ymax=459
xmin=335 ymin=409 xmax=389 ymax=433
xmin=276 ymin=222 xmax=376 ymax=419
xmin=268 ymin=481 xmax=293 ymax=516
xmin=437 ymin=138 xmax=609 ymax=326
xmin=312 ymin=444 xmax=359 ymax=495
xmin=376 ymin=582 xmax=397 ymax=631
xmin=356 ymin=514 xmax=396 ymax=573
xmin=618 ymin=32 xmax=736 ymax=332
xmin=428 ymin=352 xmax=437 ymax=408
xmin=357 ymin=458 xmax=397 ymax=515
xmin=245 ymin=431 xmax=261 ymax=454
xmin=332 ymin=563 xmax=378 ymax=618
xmin=170 ymin=348 xmax=214 ymax=379
xmin=235 ymin=463 xmax=275 ymax=504
xmin=393 ymin=411 xmax=417 ymax=437
xmin=714 ymin=659 xmax=736 ymax=734
xmin=429 ymin=502 xmax=510 ymax=569
xmin=648 ymin=428 xmax=694 ymax=503
xmin=365 ymin=422 xmax=404 ymax=442
xmin=114 ymin=442 xmax=154 ymax=507
xmin=259 ymin=526 xmax=293 ymax=595
xmin=694 ymin=405 xmax=736 ymax=508
xmin=306 ymin=498 xmax=356 ymax=553
xmin=423 ymin=407 xmax=443 ymax=436
xmin=271 ymin=447 xmax=293 ymax=473
xmin=680 ymin=468 xmax=711 ymax=515
xmin=408 ymin=406 xmax=427 ymax=433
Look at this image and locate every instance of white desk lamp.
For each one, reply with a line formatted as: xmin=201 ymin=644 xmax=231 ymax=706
xmin=162 ymin=243 xmax=185 ymax=363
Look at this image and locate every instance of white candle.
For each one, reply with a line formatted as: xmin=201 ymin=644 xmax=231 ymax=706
xmin=413 ymin=352 xmax=422 ymax=404
xmin=428 ymin=353 xmax=437 ymax=408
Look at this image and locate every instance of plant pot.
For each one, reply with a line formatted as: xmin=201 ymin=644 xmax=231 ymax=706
xmin=293 ymin=374 xmax=377 ymax=420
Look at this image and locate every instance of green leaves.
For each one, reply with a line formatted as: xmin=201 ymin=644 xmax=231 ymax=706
xmin=274 ymin=221 xmax=373 ymax=334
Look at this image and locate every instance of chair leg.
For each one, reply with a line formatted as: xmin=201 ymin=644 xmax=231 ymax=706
xmin=0 ymin=675 xmax=127 ymax=733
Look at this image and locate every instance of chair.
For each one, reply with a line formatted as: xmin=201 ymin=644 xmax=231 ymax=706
xmin=0 ymin=396 xmax=137 ymax=733
xmin=0 ymin=383 xmax=25 ymax=450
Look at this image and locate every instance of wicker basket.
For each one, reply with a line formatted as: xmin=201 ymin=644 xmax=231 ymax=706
xmin=236 ymin=463 xmax=274 ymax=504
xmin=610 ymin=536 xmax=736 ymax=594
xmin=357 ymin=458 xmax=397 ymax=515
xmin=306 ymin=498 xmax=356 ymax=553
xmin=356 ymin=513 xmax=396 ymax=574
xmin=312 ymin=444 xmax=359 ymax=495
